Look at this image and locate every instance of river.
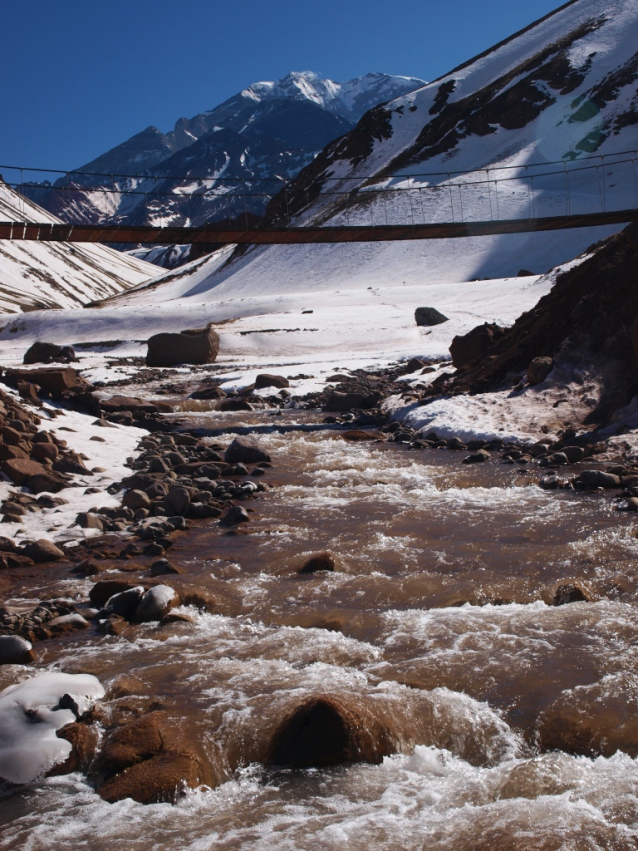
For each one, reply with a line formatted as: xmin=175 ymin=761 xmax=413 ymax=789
xmin=2 ymin=413 xmax=638 ymax=850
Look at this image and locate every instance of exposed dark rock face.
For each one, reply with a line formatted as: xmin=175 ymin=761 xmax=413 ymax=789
xmin=449 ymin=323 xmax=506 ymax=369
xmin=436 ymin=222 xmax=638 ymax=429
xmin=146 ymin=326 xmax=219 ymax=367
xmin=384 ymin=17 xmax=605 ymax=171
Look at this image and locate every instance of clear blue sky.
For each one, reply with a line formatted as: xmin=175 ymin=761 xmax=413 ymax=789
xmin=1 ymin=0 xmax=564 ymax=172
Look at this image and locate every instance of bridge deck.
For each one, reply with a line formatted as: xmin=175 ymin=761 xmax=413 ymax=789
xmin=1 ymin=208 xmax=637 ymax=244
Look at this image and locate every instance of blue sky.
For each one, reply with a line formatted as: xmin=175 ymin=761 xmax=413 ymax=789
xmin=1 ymin=0 xmax=564 ymax=172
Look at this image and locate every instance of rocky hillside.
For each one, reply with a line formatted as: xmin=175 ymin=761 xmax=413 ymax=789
xmin=0 ymin=181 xmax=154 ymax=313
xmin=439 ymin=221 xmax=638 ymax=431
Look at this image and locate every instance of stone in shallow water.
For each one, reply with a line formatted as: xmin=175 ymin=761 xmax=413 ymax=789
xmin=298 ymin=552 xmax=336 ymax=574
xmin=135 ymin=585 xmax=178 ymax=623
xmin=265 ymin=695 xmax=393 ymax=769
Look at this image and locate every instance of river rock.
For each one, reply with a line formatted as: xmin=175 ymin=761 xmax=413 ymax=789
xmin=221 ymin=505 xmax=250 ymax=525
xmin=1 ymin=458 xmax=49 ymax=486
xmin=21 ymin=539 xmax=65 ymax=563
xmin=462 ymin=449 xmax=491 ymax=464
xmin=93 ymin=711 xmax=213 ymax=804
xmin=224 ymin=437 xmax=271 ymax=464
xmin=324 ymin=390 xmax=381 ymax=412
xmin=184 ymin=502 xmax=221 ymax=519
xmin=217 ymin=399 xmax=253 ymax=412
xmin=537 ymin=673 xmax=638 ymax=758
xmin=98 ymin=749 xmax=210 ymax=805
xmin=5 ymin=366 xmax=89 ymax=397
xmin=254 ymin=374 xmax=290 ymax=389
xmin=27 ymin=471 xmax=69 ymax=494
xmin=31 ymin=442 xmax=59 ymax=463
xmin=101 ymin=395 xmax=158 ymax=415
xmin=265 ymin=695 xmax=394 ymax=768
xmin=106 ymin=586 xmax=145 ymax=620
xmin=404 ymin=358 xmax=427 ymax=374
xmin=90 ymin=580 xmax=135 ymax=608
xmin=23 ymin=341 xmax=78 ymax=365
xmin=75 ymin=512 xmax=104 ymax=531
xmin=190 ymin=386 xmax=226 ymax=400
xmin=165 ymin=486 xmax=191 ymax=515
xmin=49 ymin=722 xmax=98 ymax=775
xmin=135 ymin=585 xmax=178 ymax=622
xmin=123 ymin=489 xmax=151 ymax=511
xmin=298 ymin=552 xmax=336 ymax=574
xmin=577 ymin=470 xmax=621 ymax=489
xmin=562 ymin=446 xmax=585 ymax=463
xmin=415 ymin=307 xmax=449 ymax=327
xmin=552 ymin=581 xmax=596 ymax=606
xmin=150 ymin=559 xmax=180 ymax=577
xmin=527 ymin=356 xmax=554 ymax=386
xmin=0 ymin=634 xmax=33 ymax=664
xmin=146 ymin=325 xmax=219 ymax=368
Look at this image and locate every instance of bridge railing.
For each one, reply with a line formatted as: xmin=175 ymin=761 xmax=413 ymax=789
xmin=1 ymin=148 xmax=638 ymax=230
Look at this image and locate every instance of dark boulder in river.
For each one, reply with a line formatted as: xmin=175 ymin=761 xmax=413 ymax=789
xmin=265 ymin=695 xmax=394 ymax=768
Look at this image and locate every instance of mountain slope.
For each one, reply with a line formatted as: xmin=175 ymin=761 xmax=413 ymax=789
xmin=119 ymin=0 xmax=638 ymax=302
xmin=26 ymin=72 xmax=425 ymax=233
xmin=0 ymin=181 xmax=154 ymax=313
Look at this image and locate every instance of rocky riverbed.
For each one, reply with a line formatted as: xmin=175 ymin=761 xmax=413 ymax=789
xmin=2 ymin=352 xmax=638 ymax=848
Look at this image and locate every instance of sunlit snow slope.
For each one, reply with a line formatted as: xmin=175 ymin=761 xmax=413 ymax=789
xmin=110 ymin=0 xmax=638 ymax=304
xmin=0 ymin=182 xmax=154 ymax=312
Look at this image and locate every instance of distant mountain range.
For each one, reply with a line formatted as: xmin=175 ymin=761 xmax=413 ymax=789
xmin=24 ymin=71 xmax=426 ymax=255
xmin=108 ymin=0 xmax=638 ymax=305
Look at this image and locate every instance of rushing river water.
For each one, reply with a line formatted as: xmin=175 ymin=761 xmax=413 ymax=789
xmin=2 ymin=415 xmax=638 ymax=850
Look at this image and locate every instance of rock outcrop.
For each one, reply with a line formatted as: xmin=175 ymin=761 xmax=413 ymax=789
xmin=436 ymin=222 xmax=638 ymax=429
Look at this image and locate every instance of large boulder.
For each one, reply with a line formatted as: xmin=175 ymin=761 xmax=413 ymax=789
xmin=1 ymin=458 xmax=49 ymax=486
xmin=146 ymin=325 xmax=219 ymax=368
xmin=135 ymin=585 xmax=178 ymax=622
xmin=21 ymin=539 xmax=65 ymax=563
xmin=265 ymin=695 xmax=394 ymax=768
xmin=23 ymin=342 xmax=78 ymax=365
xmin=415 ymin=307 xmax=449 ymax=327
xmin=449 ymin=323 xmax=506 ymax=369
xmin=92 ymin=711 xmax=215 ymax=804
xmin=4 ymin=367 xmax=90 ymax=397
xmin=224 ymin=437 xmax=271 ymax=464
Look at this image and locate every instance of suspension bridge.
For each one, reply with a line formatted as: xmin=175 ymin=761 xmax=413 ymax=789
xmin=1 ymin=149 xmax=638 ymax=244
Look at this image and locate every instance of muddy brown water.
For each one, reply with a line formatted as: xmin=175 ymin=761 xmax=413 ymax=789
xmin=2 ymin=411 xmax=638 ymax=850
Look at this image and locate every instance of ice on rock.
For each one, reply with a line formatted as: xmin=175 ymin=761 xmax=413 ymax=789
xmin=0 ymin=672 xmax=104 ymax=784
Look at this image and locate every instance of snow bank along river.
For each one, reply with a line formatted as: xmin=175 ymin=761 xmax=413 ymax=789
xmin=2 ymin=415 xmax=638 ymax=850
